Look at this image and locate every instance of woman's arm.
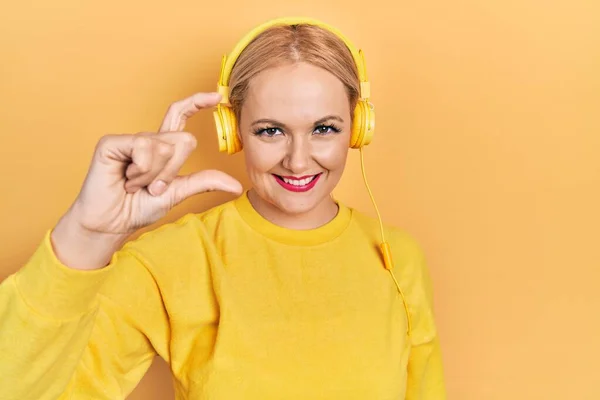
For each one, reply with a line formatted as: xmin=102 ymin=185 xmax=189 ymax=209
xmin=0 ymin=231 xmax=169 ymax=400
xmin=0 ymin=91 xmax=240 ymax=399
xmin=406 ymin=336 xmax=446 ymax=399
xmin=405 ymin=249 xmax=447 ymax=400
xmin=389 ymin=229 xmax=447 ymax=399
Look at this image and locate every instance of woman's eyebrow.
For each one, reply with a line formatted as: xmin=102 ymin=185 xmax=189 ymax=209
xmin=251 ymin=115 xmax=345 ymax=128
xmin=251 ymin=118 xmax=290 ymax=129
xmin=314 ymin=115 xmax=344 ymax=125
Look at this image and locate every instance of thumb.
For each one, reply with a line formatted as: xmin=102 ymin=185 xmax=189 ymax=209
xmin=167 ymin=169 xmax=243 ymax=205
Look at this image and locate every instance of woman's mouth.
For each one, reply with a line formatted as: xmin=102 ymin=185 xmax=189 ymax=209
xmin=273 ymin=173 xmax=322 ymax=192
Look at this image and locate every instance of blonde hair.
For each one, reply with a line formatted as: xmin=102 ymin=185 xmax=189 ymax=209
xmin=228 ymin=24 xmax=360 ymax=121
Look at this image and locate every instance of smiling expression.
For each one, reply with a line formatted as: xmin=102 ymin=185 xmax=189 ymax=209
xmin=239 ymin=61 xmax=352 ymax=222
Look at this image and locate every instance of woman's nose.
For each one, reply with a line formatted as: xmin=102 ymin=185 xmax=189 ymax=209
xmin=282 ymin=137 xmax=311 ymax=173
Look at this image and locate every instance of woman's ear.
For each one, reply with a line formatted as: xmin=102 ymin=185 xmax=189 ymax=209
xmin=236 ymin=109 xmax=244 ymax=145
xmin=236 ymin=125 xmax=244 ymax=146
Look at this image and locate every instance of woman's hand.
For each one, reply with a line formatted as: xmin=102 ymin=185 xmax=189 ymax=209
xmin=51 ymin=92 xmax=242 ymax=270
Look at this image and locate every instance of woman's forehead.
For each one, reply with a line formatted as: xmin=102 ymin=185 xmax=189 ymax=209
xmin=243 ymin=63 xmax=350 ymax=121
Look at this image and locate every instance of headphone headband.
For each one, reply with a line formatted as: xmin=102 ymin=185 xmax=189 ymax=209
xmin=216 ymin=17 xmax=370 ymax=104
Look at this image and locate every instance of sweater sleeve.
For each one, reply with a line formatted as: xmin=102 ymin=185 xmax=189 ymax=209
xmin=0 ymin=230 xmax=170 ymax=400
xmin=406 ymin=336 xmax=446 ymax=399
xmin=404 ymin=247 xmax=447 ymax=400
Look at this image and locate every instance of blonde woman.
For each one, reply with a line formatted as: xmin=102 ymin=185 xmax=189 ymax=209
xmin=0 ymin=18 xmax=446 ymax=399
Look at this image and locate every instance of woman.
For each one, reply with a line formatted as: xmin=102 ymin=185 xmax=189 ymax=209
xmin=0 ymin=18 xmax=445 ymax=399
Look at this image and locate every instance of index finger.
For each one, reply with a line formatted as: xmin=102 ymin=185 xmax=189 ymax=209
xmin=159 ymin=92 xmax=222 ymax=133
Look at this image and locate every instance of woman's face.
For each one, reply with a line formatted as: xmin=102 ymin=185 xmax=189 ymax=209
xmin=238 ymin=62 xmax=352 ymax=218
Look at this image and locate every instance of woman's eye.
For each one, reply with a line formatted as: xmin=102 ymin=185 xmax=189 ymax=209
xmin=255 ymin=127 xmax=282 ymax=137
xmin=313 ymin=125 xmax=340 ymax=135
xmin=255 ymin=125 xmax=340 ymax=137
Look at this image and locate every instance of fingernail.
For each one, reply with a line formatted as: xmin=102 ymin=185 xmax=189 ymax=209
xmin=149 ymin=180 xmax=167 ymax=196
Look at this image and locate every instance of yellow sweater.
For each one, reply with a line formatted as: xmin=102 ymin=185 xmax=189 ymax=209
xmin=0 ymin=192 xmax=445 ymax=399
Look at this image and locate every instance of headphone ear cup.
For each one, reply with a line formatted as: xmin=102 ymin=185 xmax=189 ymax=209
xmin=350 ymin=100 xmax=375 ymax=149
xmin=213 ymin=104 xmax=243 ymax=154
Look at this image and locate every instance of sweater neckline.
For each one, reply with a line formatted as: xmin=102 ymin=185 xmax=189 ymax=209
xmin=233 ymin=191 xmax=352 ymax=246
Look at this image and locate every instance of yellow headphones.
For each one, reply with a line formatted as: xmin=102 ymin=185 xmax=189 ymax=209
xmin=213 ymin=16 xmax=375 ymax=155
xmin=213 ymin=17 xmax=412 ymax=336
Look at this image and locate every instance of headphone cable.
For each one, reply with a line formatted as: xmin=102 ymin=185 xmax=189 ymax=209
xmin=359 ymin=147 xmax=412 ymax=336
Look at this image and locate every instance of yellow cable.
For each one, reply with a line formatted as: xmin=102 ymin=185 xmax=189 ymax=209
xmin=359 ymin=147 xmax=412 ymax=337
xmin=359 ymin=147 xmax=386 ymax=244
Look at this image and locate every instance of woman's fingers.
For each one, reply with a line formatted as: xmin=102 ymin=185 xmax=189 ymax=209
xmin=133 ymin=92 xmax=224 ymax=196
xmin=159 ymin=92 xmax=222 ymax=133
xmin=146 ymin=131 xmax=197 ymax=196
xmin=107 ymin=92 xmax=232 ymax=197
xmin=124 ymin=135 xmax=175 ymax=193
xmin=167 ymin=169 xmax=243 ymax=205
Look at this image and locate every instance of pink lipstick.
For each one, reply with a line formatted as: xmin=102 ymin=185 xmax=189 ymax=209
xmin=273 ymin=173 xmax=322 ymax=192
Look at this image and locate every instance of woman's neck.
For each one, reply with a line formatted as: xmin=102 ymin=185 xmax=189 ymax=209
xmin=247 ymin=189 xmax=339 ymax=230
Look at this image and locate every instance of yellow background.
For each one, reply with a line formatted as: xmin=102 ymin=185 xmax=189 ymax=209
xmin=1 ymin=0 xmax=598 ymax=399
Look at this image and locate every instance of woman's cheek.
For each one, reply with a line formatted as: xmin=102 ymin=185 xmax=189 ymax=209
xmin=244 ymin=140 xmax=284 ymax=177
xmin=313 ymin=139 xmax=350 ymax=174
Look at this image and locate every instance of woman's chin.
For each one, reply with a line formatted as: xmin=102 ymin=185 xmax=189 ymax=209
xmin=271 ymin=193 xmax=319 ymax=215
xmin=249 ymin=176 xmax=337 ymax=218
